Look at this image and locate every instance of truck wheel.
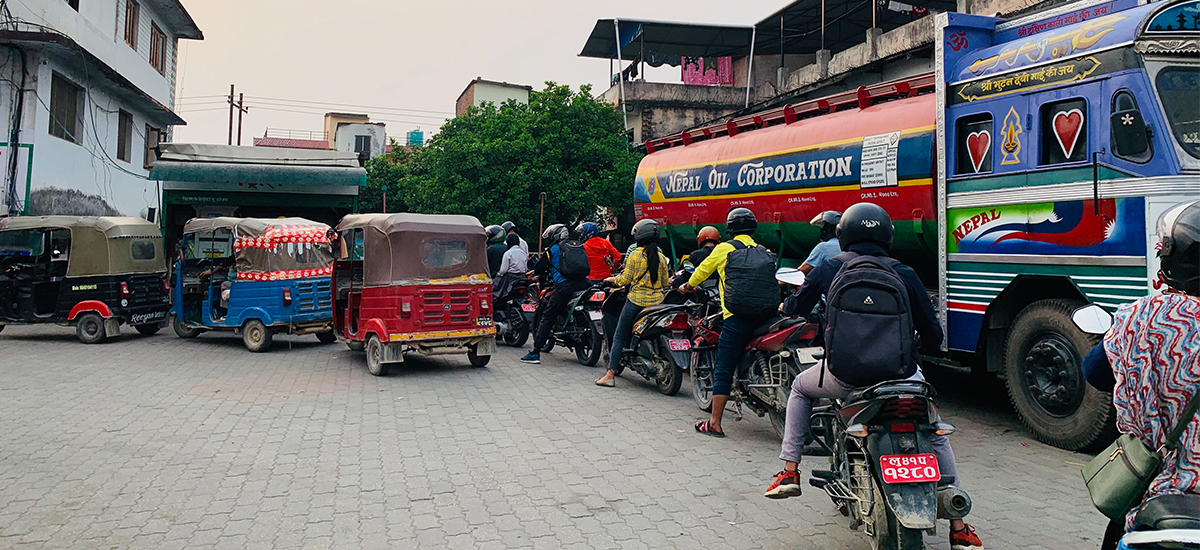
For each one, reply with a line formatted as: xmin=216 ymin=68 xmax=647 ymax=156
xmin=1004 ymin=299 xmax=1115 ymax=451
xmin=347 ymin=340 xmax=365 ymax=352
xmin=365 ymin=335 xmax=389 ymax=376
xmin=76 ymin=313 xmax=108 ymax=344
xmin=242 ymin=319 xmax=273 ymax=353
xmin=172 ymin=315 xmax=203 ymax=339
xmin=316 ymin=330 xmax=337 ymax=344
xmin=467 ymin=347 xmax=490 ymax=368
xmin=134 ymin=323 xmax=161 ymax=336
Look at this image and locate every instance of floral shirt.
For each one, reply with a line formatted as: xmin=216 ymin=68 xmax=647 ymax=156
xmin=1103 ymin=293 xmax=1200 ymax=527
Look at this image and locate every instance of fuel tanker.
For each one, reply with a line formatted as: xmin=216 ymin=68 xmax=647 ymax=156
xmin=633 ymin=0 xmax=1200 ymax=451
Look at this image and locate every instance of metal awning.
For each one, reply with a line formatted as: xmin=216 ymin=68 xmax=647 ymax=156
xmin=755 ymin=0 xmax=955 ymax=56
xmin=150 ymin=161 xmax=365 ymax=187
xmin=579 ymin=19 xmax=754 ymax=60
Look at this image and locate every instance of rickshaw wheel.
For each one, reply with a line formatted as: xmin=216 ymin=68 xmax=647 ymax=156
xmin=316 ymin=330 xmax=337 ymax=344
xmin=347 ymin=340 xmax=365 ymax=352
xmin=134 ymin=323 xmax=161 ymax=336
xmin=365 ymin=335 xmax=389 ymax=376
xmin=242 ymin=319 xmax=273 ymax=353
xmin=76 ymin=313 xmax=108 ymax=344
xmin=172 ymin=315 xmax=203 ymax=339
xmin=467 ymin=347 xmax=490 ymax=368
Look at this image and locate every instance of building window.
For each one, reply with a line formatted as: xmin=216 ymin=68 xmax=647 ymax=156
xmin=149 ymin=24 xmax=167 ymax=74
xmin=49 ymin=73 xmax=82 ymax=144
xmin=123 ymin=0 xmax=139 ymax=49
xmin=117 ymin=110 xmax=133 ymax=162
xmin=956 ymin=113 xmax=993 ymax=175
xmin=354 ymin=135 xmax=372 ymax=155
xmin=1041 ymin=98 xmax=1088 ymax=165
xmin=65 ymin=0 xmax=79 ymax=11
xmin=144 ymin=125 xmax=161 ymax=170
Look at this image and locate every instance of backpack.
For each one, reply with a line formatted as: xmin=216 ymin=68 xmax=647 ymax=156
xmin=557 ymin=240 xmax=591 ymax=280
xmin=823 ymin=251 xmax=916 ymax=387
xmin=723 ymin=240 xmax=780 ymax=321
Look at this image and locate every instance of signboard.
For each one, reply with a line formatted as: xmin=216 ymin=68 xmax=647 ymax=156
xmin=950 ymin=48 xmax=1133 ymax=104
xmin=860 ymin=132 xmax=900 ymax=188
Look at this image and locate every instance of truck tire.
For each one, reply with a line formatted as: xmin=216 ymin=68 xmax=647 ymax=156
xmin=1004 ymin=299 xmax=1115 ymax=451
xmin=76 ymin=313 xmax=108 ymax=344
xmin=242 ymin=319 xmax=273 ymax=353
xmin=365 ymin=335 xmax=388 ymax=376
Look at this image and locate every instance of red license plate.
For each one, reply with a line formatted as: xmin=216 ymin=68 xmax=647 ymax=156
xmin=521 ymin=303 xmax=537 ymax=312
xmin=668 ymin=339 xmax=691 ymax=351
xmin=879 ymin=453 xmax=940 ymax=484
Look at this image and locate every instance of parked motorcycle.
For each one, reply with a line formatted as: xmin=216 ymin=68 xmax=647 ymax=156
xmin=493 ymin=276 xmax=532 ymax=347
xmin=602 ymin=287 xmax=692 ymax=395
xmin=530 ymin=283 xmax=606 ymax=366
xmin=809 ymin=378 xmax=971 ymax=550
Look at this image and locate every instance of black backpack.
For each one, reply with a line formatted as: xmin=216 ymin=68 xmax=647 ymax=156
xmin=723 ymin=241 xmax=780 ymax=321
xmin=823 ymin=251 xmax=916 ymax=387
xmin=557 ymin=240 xmax=591 ymax=280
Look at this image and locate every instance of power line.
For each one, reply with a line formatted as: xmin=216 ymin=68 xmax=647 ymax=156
xmin=244 ymin=95 xmax=452 ymax=116
xmin=247 ymin=105 xmax=440 ymax=127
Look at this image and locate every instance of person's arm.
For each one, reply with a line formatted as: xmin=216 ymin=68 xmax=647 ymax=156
xmin=798 ymin=263 xmax=815 ymax=274
xmin=687 ymin=243 xmax=727 ymax=288
xmin=1082 ymin=343 xmax=1115 ymax=392
xmin=897 ymin=265 xmax=944 ymax=354
xmin=781 ymin=260 xmax=834 ymax=316
xmin=610 ymin=249 xmax=639 ymax=286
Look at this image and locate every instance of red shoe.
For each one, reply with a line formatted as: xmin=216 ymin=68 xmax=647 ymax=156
xmin=950 ymin=523 xmax=983 ymax=550
xmin=764 ymin=470 xmax=802 ymax=499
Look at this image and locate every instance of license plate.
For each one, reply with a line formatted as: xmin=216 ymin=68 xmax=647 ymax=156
xmin=521 ymin=303 xmax=537 ymax=312
xmin=879 ymin=453 xmax=940 ymax=484
xmin=588 ymin=311 xmax=603 ymax=321
xmin=668 ymin=339 xmax=691 ymax=351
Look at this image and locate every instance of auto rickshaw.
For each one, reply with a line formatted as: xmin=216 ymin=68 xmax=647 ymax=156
xmin=333 ymin=213 xmax=496 ymax=375
xmin=172 ymin=217 xmax=337 ymax=352
xmin=0 ymin=216 xmax=171 ymax=343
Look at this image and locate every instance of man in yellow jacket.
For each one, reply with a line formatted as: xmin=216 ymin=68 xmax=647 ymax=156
xmin=680 ymin=207 xmax=761 ymax=437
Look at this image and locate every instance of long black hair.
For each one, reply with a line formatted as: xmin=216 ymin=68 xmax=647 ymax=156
xmin=639 ymin=239 xmax=661 ymax=284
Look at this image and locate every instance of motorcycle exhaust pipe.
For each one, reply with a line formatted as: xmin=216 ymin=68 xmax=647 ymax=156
xmin=937 ymin=486 xmax=972 ymax=520
xmin=495 ymin=322 xmax=510 ymax=336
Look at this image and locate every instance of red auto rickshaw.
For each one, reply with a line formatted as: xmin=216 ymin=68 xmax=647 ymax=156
xmin=333 ymin=213 xmax=496 ymax=375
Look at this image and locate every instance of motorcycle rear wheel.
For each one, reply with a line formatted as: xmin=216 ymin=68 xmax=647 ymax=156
xmin=655 ymin=336 xmax=683 ymax=396
xmin=691 ymin=349 xmax=715 ymax=412
xmin=574 ymin=314 xmax=603 ymax=367
xmin=501 ymin=305 xmax=530 ymax=348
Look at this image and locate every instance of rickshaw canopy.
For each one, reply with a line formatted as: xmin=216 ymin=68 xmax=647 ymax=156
xmin=0 ymin=215 xmax=164 ymax=277
xmin=336 ymin=213 xmax=489 ymax=287
xmin=182 ymin=217 xmax=334 ymax=281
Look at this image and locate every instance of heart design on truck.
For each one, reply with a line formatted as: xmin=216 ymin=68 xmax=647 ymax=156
xmin=1052 ymin=109 xmax=1084 ymax=158
xmin=966 ymin=130 xmax=991 ymax=172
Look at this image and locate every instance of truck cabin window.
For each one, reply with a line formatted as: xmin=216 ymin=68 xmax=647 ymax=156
xmin=1156 ymin=66 xmax=1200 ymax=160
xmin=422 ymin=239 xmax=469 ymax=269
xmin=1041 ymin=99 xmax=1088 ymax=165
xmin=956 ymin=113 xmax=993 ymax=174
xmin=0 ymin=230 xmax=45 ymax=261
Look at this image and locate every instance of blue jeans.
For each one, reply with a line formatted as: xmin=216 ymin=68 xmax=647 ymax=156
xmin=714 ymin=314 xmax=758 ymax=396
xmin=607 ymin=300 xmax=645 ymax=371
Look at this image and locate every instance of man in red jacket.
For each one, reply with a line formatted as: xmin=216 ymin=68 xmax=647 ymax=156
xmin=577 ymin=222 xmax=621 ymax=281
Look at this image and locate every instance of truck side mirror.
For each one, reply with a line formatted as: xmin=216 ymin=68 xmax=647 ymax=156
xmin=1111 ymin=108 xmax=1149 ymax=157
xmin=1071 ymin=304 xmax=1113 ymax=335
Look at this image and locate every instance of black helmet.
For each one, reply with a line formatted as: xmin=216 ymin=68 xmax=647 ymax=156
xmin=485 ymin=225 xmax=505 ymax=244
xmin=501 ymin=221 xmax=516 ymax=233
xmin=810 ymin=210 xmax=842 ymax=241
xmin=1156 ymin=199 xmax=1200 ymax=295
xmin=541 ymin=223 xmax=569 ymax=246
xmin=837 ymin=202 xmax=894 ymax=252
xmin=631 ymin=219 xmax=659 ymax=243
xmin=726 ymin=207 xmax=757 ymax=235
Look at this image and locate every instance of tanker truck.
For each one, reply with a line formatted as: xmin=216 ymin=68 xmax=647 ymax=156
xmin=632 ymin=0 xmax=1198 ymax=451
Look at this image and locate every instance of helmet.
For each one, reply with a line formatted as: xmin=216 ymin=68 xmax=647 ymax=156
xmin=837 ymin=202 xmax=894 ymax=252
xmin=726 ymin=207 xmax=758 ymax=235
xmin=576 ymin=221 xmax=601 ymax=242
xmin=696 ymin=226 xmax=721 ymax=247
xmin=485 ymin=225 xmax=505 ymax=244
xmin=1156 ymin=199 xmax=1200 ymax=295
xmin=501 ymin=221 xmax=516 ymax=233
xmin=541 ymin=223 xmax=569 ymax=246
xmin=631 ymin=219 xmax=659 ymax=243
xmin=810 ymin=210 xmax=842 ymax=241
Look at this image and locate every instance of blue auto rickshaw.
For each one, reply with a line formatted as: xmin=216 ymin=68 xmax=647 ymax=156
xmin=171 ymin=217 xmax=336 ymax=352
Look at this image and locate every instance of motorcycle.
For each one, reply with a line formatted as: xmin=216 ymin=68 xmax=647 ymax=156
xmin=688 ymin=268 xmax=822 ymax=437
xmin=602 ymin=286 xmax=693 ymax=395
xmin=808 ymin=377 xmax=971 ymax=550
xmin=530 ymin=282 xmax=606 ymax=366
xmin=493 ymin=276 xmax=532 ymax=347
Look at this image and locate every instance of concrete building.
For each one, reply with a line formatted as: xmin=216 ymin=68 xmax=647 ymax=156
xmin=322 ymin=112 xmax=368 ymax=147
xmin=332 ymin=122 xmax=386 ymax=162
xmin=0 ymin=0 xmax=202 ymax=217
xmin=455 ymin=78 xmax=532 ymax=117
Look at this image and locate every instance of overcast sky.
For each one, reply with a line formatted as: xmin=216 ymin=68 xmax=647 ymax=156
xmin=172 ymin=0 xmax=782 ymax=145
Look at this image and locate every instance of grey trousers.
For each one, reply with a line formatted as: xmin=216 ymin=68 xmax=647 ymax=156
xmin=779 ymin=362 xmax=960 ymax=486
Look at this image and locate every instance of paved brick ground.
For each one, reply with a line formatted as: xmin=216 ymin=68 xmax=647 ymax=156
xmin=0 ymin=324 xmax=1107 ymax=549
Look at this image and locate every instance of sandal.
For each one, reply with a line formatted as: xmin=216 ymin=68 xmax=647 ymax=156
xmin=595 ymin=377 xmax=615 ymax=387
xmin=695 ymin=420 xmax=725 ymax=438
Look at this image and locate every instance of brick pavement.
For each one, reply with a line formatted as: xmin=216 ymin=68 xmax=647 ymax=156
xmin=0 ymin=324 xmax=1107 ymax=549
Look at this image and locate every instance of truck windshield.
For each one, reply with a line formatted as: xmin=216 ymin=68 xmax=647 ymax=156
xmin=1156 ymin=66 xmax=1200 ymax=159
xmin=0 ymin=230 xmax=44 ymax=259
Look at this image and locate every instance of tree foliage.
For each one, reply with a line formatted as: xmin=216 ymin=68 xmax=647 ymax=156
xmin=365 ymin=83 xmax=641 ymax=238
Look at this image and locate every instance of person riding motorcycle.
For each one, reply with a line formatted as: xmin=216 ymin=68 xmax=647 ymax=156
xmin=502 ymin=221 xmax=529 ymax=255
xmin=577 ymin=221 xmax=622 ymax=282
xmin=522 ymin=224 xmax=590 ymax=364
xmin=1083 ymin=199 xmax=1200 ymax=550
xmin=687 ymin=226 xmax=722 ymax=268
xmin=679 ymin=207 xmax=764 ymax=438
xmin=801 ymin=211 xmax=842 ymax=274
xmin=767 ymin=202 xmax=984 ymax=550
xmin=594 ymin=219 xmax=670 ymax=388
xmin=485 ymin=224 xmax=507 ymax=277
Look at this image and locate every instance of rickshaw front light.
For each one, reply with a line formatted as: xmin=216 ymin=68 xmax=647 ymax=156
xmin=282 ymin=288 xmax=292 ymax=306
xmin=120 ymin=282 xmax=131 ymax=298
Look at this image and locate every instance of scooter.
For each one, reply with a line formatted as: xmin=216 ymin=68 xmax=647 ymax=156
xmin=602 ymin=286 xmax=693 ymax=395
xmin=493 ymin=276 xmax=532 ymax=347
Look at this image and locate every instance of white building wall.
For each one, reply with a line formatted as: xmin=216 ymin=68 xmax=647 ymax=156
xmin=472 ymin=82 xmax=529 ymax=108
xmin=333 ymin=124 xmax=387 ymax=159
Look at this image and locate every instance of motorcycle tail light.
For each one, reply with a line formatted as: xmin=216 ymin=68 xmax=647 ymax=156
xmin=589 ymin=291 xmax=606 ymax=302
xmin=162 ymin=279 xmax=170 ymax=294
xmin=845 ymin=424 xmax=868 ymax=438
xmin=889 ymin=423 xmax=915 ymax=433
xmin=665 ymin=313 xmax=690 ymax=331
xmin=282 ymin=288 xmax=292 ymax=306
xmin=120 ymin=282 xmax=131 ymax=298
xmin=881 ymin=397 xmax=923 ymax=419
xmin=797 ymin=323 xmax=819 ymax=340
xmin=401 ymin=297 xmax=412 ymax=318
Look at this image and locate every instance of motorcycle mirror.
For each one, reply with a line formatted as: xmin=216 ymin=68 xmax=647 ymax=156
xmin=775 ymin=267 xmax=806 ymax=287
xmin=1071 ymin=304 xmax=1113 ymax=335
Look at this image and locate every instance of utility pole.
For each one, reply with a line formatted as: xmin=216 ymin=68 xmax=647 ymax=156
xmin=227 ymin=85 xmax=247 ymax=145
xmin=227 ymin=84 xmax=234 ymax=145
xmin=236 ymin=93 xmax=246 ymax=146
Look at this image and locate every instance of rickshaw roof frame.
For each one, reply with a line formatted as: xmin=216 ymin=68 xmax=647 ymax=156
xmin=335 ymin=213 xmax=489 ymax=288
xmin=0 ymin=215 xmax=165 ymax=277
xmin=336 ymin=213 xmax=486 ymax=236
xmin=182 ymin=216 xmax=331 ymax=238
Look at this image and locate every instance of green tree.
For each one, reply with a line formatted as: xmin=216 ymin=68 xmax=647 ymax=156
xmin=364 ymin=82 xmax=641 ymax=241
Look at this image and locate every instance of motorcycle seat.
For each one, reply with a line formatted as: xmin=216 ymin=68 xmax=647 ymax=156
xmin=751 ymin=316 xmax=806 ymax=338
xmin=1133 ymin=494 xmax=1200 ymax=531
xmin=845 ymin=380 xmax=936 ymax=405
xmin=639 ymin=303 xmax=690 ymax=318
